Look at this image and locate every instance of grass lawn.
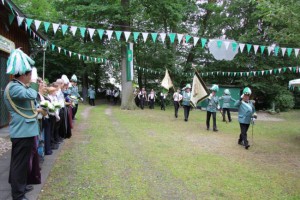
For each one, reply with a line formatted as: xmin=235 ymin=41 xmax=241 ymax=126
xmin=39 ymin=102 xmax=300 ymax=200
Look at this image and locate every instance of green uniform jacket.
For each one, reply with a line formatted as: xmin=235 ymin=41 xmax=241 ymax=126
xmin=206 ymin=96 xmax=219 ymax=112
xmin=4 ymin=80 xmax=39 ymax=138
xmin=88 ymin=89 xmax=96 ymax=99
xmin=219 ymin=95 xmax=236 ymax=108
xmin=234 ymin=100 xmax=255 ymax=124
xmin=182 ymin=91 xmax=191 ymax=106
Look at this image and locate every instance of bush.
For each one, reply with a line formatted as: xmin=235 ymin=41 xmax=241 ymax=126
xmin=274 ymin=91 xmax=295 ymax=111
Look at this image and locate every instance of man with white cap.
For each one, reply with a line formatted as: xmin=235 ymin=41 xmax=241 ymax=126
xmin=206 ymin=84 xmax=219 ymax=131
xmin=219 ymin=89 xmax=236 ymax=122
xmin=182 ymin=84 xmax=192 ymax=121
xmin=4 ymin=48 xmax=46 ymax=200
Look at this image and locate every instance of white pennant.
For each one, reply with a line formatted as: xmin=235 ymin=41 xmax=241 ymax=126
xmin=239 ymin=43 xmax=245 ymax=53
xmin=106 ymin=30 xmax=113 ymax=41
xmin=78 ymin=54 xmax=81 ymax=60
xmin=58 ymin=47 xmax=61 ymax=53
xmin=295 ymin=48 xmax=299 ymax=57
xmin=278 ymin=68 xmax=282 ymax=73
xmin=52 ymin=23 xmax=60 ymax=34
xmin=253 ymin=45 xmax=259 ymax=54
xmin=217 ymin=71 xmax=219 ymax=75
xmin=94 ymin=58 xmax=97 ymax=62
xmin=253 ymin=71 xmax=256 ymax=76
xmin=88 ymin=28 xmax=95 ymax=40
xmin=70 ymin=26 xmax=77 ymax=36
xmin=69 ymin=51 xmax=72 ymax=57
xmin=87 ymin=56 xmax=89 ymax=60
xmin=240 ymin=72 xmax=243 ymax=76
xmin=160 ymin=33 xmax=166 ymax=43
xmin=193 ymin=37 xmax=199 ymax=46
xmin=281 ymin=47 xmax=286 ymax=56
xmin=17 ymin=16 xmax=24 ymax=26
xmin=177 ymin=34 xmax=183 ymax=44
xmin=124 ymin=31 xmax=131 ymax=42
xmin=34 ymin=20 xmax=41 ymax=31
xmin=224 ymin=41 xmax=230 ymax=50
xmin=269 ymin=70 xmax=272 ymax=74
xmin=247 ymin=72 xmax=249 ymax=76
xmin=262 ymin=71 xmax=265 ymax=75
xmin=267 ymin=46 xmax=273 ymax=55
xmin=234 ymin=72 xmax=236 ymax=76
xmin=289 ymin=67 xmax=292 ymax=71
xmin=222 ymin=72 xmax=225 ymax=76
xmin=142 ymin=32 xmax=148 ymax=43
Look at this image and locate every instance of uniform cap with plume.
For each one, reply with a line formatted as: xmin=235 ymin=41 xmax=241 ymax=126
xmin=243 ymin=87 xmax=252 ymax=95
xmin=224 ymin=89 xmax=230 ymax=95
xmin=182 ymin=83 xmax=191 ymax=90
xmin=6 ymin=48 xmax=35 ymax=75
xmin=71 ymin=74 xmax=77 ymax=82
xmin=61 ymin=74 xmax=70 ymax=84
xmin=210 ymin=84 xmax=219 ymax=92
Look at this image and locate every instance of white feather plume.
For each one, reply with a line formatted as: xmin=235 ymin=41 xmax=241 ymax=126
xmin=6 ymin=48 xmax=35 ymax=75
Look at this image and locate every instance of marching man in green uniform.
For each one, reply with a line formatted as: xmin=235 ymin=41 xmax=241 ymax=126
xmin=234 ymin=87 xmax=257 ymax=150
xmin=206 ymin=84 xmax=219 ymax=131
xmin=88 ymin=85 xmax=96 ymax=106
xmin=4 ymin=49 xmax=46 ymax=200
xmin=219 ymin=89 xmax=236 ymax=122
xmin=70 ymin=74 xmax=82 ymax=119
xmin=182 ymin=84 xmax=192 ymax=122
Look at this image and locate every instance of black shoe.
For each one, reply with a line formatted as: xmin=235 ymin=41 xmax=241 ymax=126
xmin=238 ymin=140 xmax=244 ymax=146
xmin=245 ymin=145 xmax=250 ymax=150
xmin=213 ymin=129 xmax=218 ymax=132
xmin=184 ymin=119 xmax=188 ymax=122
xmin=207 ymin=127 xmax=209 ymax=130
xmin=25 ymin=185 xmax=33 ymax=193
xmin=20 ymin=196 xmax=29 ymax=200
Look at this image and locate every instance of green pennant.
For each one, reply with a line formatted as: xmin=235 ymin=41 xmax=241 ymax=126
xmin=64 ymin=49 xmax=67 ymax=55
xmin=293 ymin=67 xmax=297 ymax=73
xmin=273 ymin=68 xmax=278 ymax=74
xmin=115 ymin=31 xmax=122 ymax=41
xmin=250 ymin=71 xmax=253 ymax=76
xmin=73 ymin=52 xmax=77 ymax=56
xmin=8 ymin=14 xmax=15 ymax=25
xmin=25 ymin=18 xmax=33 ymax=28
xmin=283 ymin=67 xmax=287 ymax=72
xmin=232 ymin=42 xmax=238 ymax=52
xmin=287 ymin=48 xmax=293 ymax=57
xmin=258 ymin=71 xmax=262 ymax=76
xmin=43 ymin=22 xmax=50 ymax=33
xmin=51 ymin=44 xmax=55 ymax=51
xmin=274 ymin=47 xmax=279 ymax=56
xmin=185 ymin=35 xmax=192 ymax=43
xmin=97 ymin=29 xmax=104 ymax=40
xmin=201 ymin=38 xmax=207 ymax=48
xmin=168 ymin=33 xmax=176 ymax=43
xmin=217 ymin=40 xmax=222 ymax=48
xmin=79 ymin=27 xmax=86 ymax=38
xmin=260 ymin=45 xmax=265 ymax=54
xmin=246 ymin=44 xmax=252 ymax=53
xmin=61 ymin=25 xmax=68 ymax=35
xmin=97 ymin=58 xmax=101 ymax=63
xmin=230 ymin=72 xmax=233 ymax=76
xmin=151 ymin=33 xmax=158 ymax=43
xmin=243 ymin=72 xmax=247 ymax=76
xmin=133 ymin=32 xmax=140 ymax=43
xmin=82 ymin=55 xmax=86 ymax=60
xmin=265 ymin=70 xmax=269 ymax=75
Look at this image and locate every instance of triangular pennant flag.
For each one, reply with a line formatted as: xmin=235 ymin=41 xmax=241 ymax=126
xmin=52 ymin=23 xmax=60 ymax=34
xmin=294 ymin=48 xmax=299 ymax=57
xmin=262 ymin=71 xmax=265 ymax=75
xmin=177 ymin=34 xmax=183 ymax=44
xmin=224 ymin=41 xmax=230 ymax=50
xmin=160 ymin=33 xmax=166 ymax=43
xmin=8 ymin=14 xmax=15 ymax=25
xmin=269 ymin=69 xmax=272 ymax=74
xmin=232 ymin=42 xmax=238 ymax=52
xmin=281 ymin=47 xmax=286 ymax=56
xmin=61 ymin=24 xmax=68 ymax=35
xmin=69 ymin=51 xmax=72 ymax=57
xmin=51 ymin=44 xmax=55 ymax=51
xmin=190 ymin=73 xmax=209 ymax=107
xmin=43 ymin=22 xmax=50 ymax=33
xmin=253 ymin=71 xmax=256 ymax=76
xmin=193 ymin=37 xmax=199 ymax=46
xmin=185 ymin=35 xmax=192 ymax=43
xmin=260 ymin=45 xmax=265 ymax=54
xmin=124 ymin=31 xmax=131 ymax=42
xmin=246 ymin=44 xmax=252 ymax=53
xmin=97 ymin=29 xmax=104 ymax=39
xmin=278 ymin=68 xmax=282 ymax=73
xmin=106 ymin=30 xmax=113 ymax=41
xmin=115 ymin=30 xmax=122 ymax=41
xmin=25 ymin=18 xmax=33 ymax=27
xmin=217 ymin=40 xmax=222 ymax=48
xmin=151 ymin=33 xmax=158 ymax=43
xmin=87 ymin=56 xmax=89 ymax=61
xmin=274 ymin=46 xmax=279 ymax=56
xmin=289 ymin=67 xmax=292 ymax=71
xmin=78 ymin=54 xmax=81 ymax=60
xmin=64 ymin=49 xmax=67 ymax=55
xmin=168 ymin=33 xmax=176 ymax=43
xmin=239 ymin=43 xmax=245 ymax=52
xmin=274 ymin=69 xmax=278 ymax=74
xmin=58 ymin=47 xmax=61 ymax=53
xmin=79 ymin=27 xmax=86 ymax=38
xmin=267 ymin=46 xmax=273 ymax=55
xmin=70 ymin=26 xmax=77 ymax=36
xmin=240 ymin=72 xmax=243 ymax=77
xmin=253 ymin=45 xmax=259 ymax=54
xmin=201 ymin=38 xmax=207 ymax=48
xmin=88 ymin=28 xmax=96 ymax=40
xmin=34 ymin=20 xmax=41 ymax=31
xmin=142 ymin=32 xmax=148 ymax=43
xmin=133 ymin=32 xmax=140 ymax=43
xmin=287 ymin=48 xmax=292 ymax=57
xmin=17 ymin=16 xmax=24 ymax=26
xmin=247 ymin=72 xmax=249 ymax=76
xmin=234 ymin=72 xmax=236 ymax=76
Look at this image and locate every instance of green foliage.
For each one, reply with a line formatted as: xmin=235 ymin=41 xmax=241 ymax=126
xmin=274 ymin=90 xmax=295 ymax=111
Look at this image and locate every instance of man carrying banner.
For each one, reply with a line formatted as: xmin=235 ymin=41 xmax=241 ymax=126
xmin=206 ymin=84 xmax=219 ymax=131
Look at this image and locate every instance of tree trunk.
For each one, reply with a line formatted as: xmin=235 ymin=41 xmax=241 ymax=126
xmin=120 ymin=0 xmax=137 ymax=110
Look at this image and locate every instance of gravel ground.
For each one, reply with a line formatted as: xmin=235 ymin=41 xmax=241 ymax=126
xmin=0 ymin=137 xmax=11 ymax=157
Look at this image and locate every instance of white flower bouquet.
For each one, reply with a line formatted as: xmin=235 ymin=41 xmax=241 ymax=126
xmin=40 ymin=100 xmax=51 ymax=109
xmin=48 ymin=103 xmax=55 ymax=113
xmin=52 ymin=101 xmax=62 ymax=109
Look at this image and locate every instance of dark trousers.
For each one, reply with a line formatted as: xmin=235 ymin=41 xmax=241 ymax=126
xmin=9 ymin=137 xmax=34 ymax=200
xmin=239 ymin=123 xmax=250 ymax=146
xmin=72 ymin=103 xmax=78 ymax=119
xmin=183 ymin=105 xmax=191 ymax=120
xmin=174 ymin=101 xmax=179 ymax=117
xmin=149 ymin=99 xmax=154 ymax=109
xmin=160 ymin=99 xmax=165 ymax=110
xmin=140 ymin=98 xmax=145 ymax=109
xmin=222 ymin=108 xmax=231 ymax=122
xmin=42 ymin=118 xmax=52 ymax=155
xmin=89 ymin=98 xmax=95 ymax=106
xmin=206 ymin=111 xmax=217 ymax=130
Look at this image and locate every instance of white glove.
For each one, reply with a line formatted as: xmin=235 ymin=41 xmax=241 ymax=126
xmin=240 ymin=94 xmax=244 ymax=99
xmin=208 ymin=93 xmax=212 ymax=99
xmin=217 ymin=105 xmax=220 ymax=110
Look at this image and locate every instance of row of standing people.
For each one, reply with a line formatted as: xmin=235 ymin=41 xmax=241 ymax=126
xmin=134 ymin=87 xmax=168 ymax=110
xmin=105 ymin=88 xmax=120 ymax=105
xmin=172 ymin=83 xmax=256 ymax=150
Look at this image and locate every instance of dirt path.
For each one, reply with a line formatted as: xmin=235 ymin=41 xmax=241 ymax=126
xmin=104 ymin=106 xmax=198 ymax=200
